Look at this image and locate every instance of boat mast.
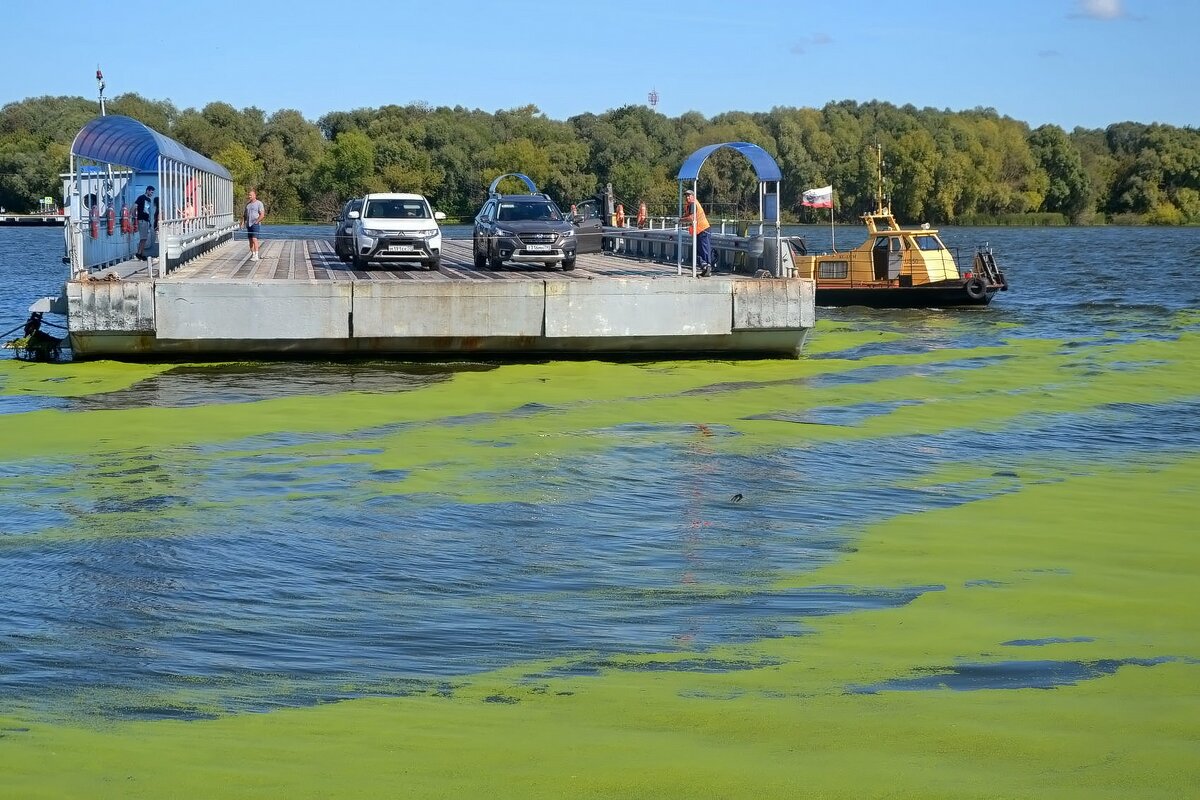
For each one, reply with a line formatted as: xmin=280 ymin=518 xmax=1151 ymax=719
xmin=874 ymin=143 xmax=884 ymax=214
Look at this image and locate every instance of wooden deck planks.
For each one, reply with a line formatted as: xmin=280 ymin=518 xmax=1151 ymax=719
xmin=160 ymin=237 xmax=709 ymax=283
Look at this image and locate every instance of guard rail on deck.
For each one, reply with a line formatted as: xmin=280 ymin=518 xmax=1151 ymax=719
xmin=601 ymin=222 xmax=791 ymax=276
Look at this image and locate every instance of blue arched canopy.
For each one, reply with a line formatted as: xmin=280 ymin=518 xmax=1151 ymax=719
xmin=71 ymin=115 xmax=232 ymax=179
xmin=676 ymin=142 xmax=781 ymax=183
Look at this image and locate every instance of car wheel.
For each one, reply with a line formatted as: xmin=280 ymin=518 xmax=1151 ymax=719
xmin=352 ymin=252 xmax=366 ymax=270
xmin=424 ymin=256 xmax=441 ymax=270
xmin=562 ymin=257 xmax=576 ymax=271
xmin=489 ymin=256 xmax=504 ymax=270
xmin=473 ymin=247 xmax=487 ymax=269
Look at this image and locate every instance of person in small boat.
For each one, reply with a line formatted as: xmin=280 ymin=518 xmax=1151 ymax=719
xmin=134 ymin=186 xmax=158 ymax=261
xmin=681 ymin=188 xmax=712 ymax=277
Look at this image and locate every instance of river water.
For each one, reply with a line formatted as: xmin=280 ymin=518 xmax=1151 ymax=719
xmin=1 ymin=224 xmax=1197 ymax=797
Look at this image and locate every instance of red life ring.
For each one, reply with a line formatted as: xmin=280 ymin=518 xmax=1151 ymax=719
xmin=106 ymin=206 xmax=116 ymax=236
xmin=89 ymin=205 xmax=99 ymax=239
xmin=636 ymin=201 xmax=647 ymax=228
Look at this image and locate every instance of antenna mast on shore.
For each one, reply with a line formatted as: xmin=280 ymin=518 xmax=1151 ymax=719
xmin=96 ymin=67 xmax=106 ymax=116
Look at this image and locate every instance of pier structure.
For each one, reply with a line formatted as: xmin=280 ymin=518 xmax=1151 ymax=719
xmin=0 ymin=213 xmax=67 ymax=226
xmin=65 ymin=115 xmax=236 ymax=278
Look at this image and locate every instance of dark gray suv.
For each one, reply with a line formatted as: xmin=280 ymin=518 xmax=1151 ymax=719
xmin=333 ymin=197 xmax=363 ymax=262
xmin=472 ymin=194 xmax=576 ymax=270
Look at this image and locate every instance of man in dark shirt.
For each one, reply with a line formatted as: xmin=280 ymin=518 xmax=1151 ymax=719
xmin=134 ymin=186 xmax=159 ymax=261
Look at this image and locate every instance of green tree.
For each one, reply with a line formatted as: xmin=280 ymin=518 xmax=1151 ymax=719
xmin=1028 ymin=124 xmax=1091 ymax=219
xmin=213 ymin=141 xmax=262 ymax=201
xmin=311 ymin=131 xmax=374 ymax=200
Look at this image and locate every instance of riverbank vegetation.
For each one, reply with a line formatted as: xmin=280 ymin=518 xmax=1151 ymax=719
xmin=1 ymin=94 xmax=1197 ymax=225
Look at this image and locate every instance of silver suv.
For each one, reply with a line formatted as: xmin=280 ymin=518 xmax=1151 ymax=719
xmin=472 ymin=194 xmax=576 ymax=271
xmin=349 ymin=192 xmax=445 ymax=270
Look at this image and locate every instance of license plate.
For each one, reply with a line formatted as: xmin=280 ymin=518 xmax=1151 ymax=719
xmin=387 ymin=244 xmax=414 ymax=252
xmin=525 ymin=244 xmax=551 ymax=252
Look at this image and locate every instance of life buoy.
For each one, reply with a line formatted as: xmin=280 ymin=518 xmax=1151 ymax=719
xmin=120 ymin=205 xmax=132 ymax=234
xmin=614 ymin=204 xmax=625 ymax=228
xmin=89 ymin=205 xmax=99 ymax=239
xmin=965 ymin=276 xmax=988 ymax=300
xmin=636 ymin=201 xmax=647 ymax=228
xmin=106 ymin=207 xmax=115 ymax=236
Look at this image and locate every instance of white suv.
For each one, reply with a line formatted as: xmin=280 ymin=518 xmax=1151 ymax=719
xmin=349 ymin=193 xmax=446 ymax=270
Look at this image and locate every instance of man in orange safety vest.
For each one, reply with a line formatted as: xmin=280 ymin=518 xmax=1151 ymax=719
xmin=680 ymin=187 xmax=712 ymax=277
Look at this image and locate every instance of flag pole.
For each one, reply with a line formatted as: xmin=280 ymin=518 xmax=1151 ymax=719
xmin=830 ymin=197 xmax=835 ymax=252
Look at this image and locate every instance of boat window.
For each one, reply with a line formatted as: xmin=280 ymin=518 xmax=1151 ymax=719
xmin=818 ymin=260 xmax=848 ymax=279
xmin=913 ymin=234 xmax=943 ymax=251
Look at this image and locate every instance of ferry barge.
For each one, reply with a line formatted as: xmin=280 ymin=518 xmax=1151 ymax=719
xmin=19 ymin=121 xmax=814 ymax=360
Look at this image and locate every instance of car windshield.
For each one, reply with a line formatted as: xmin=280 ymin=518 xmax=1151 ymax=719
xmin=365 ymin=199 xmax=429 ymax=219
xmin=497 ymin=202 xmax=561 ymax=222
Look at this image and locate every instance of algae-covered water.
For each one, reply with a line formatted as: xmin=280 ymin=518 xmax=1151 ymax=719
xmin=1 ymin=226 xmax=1198 ymax=798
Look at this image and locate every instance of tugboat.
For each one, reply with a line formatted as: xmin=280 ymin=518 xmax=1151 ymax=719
xmin=789 ymin=151 xmax=1008 ymax=308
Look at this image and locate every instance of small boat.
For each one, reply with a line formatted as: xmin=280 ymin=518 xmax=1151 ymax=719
xmin=789 ymin=153 xmax=1008 ymax=309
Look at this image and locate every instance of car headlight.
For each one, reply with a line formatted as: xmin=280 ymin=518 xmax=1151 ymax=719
xmin=362 ymin=228 xmax=386 ymax=237
xmin=416 ymin=229 xmax=439 ymax=238
xmin=494 ymin=227 xmax=516 ymax=237
xmin=561 ymin=228 xmax=575 ymax=237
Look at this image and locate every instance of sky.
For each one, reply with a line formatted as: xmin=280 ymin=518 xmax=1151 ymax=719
xmin=2 ymin=0 xmax=1195 ymax=131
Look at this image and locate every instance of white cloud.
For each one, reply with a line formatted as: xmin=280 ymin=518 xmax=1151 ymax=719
xmin=1075 ymin=0 xmax=1124 ymax=19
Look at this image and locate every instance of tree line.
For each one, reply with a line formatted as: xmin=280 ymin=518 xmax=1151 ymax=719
xmin=1 ymin=93 xmax=1197 ymax=225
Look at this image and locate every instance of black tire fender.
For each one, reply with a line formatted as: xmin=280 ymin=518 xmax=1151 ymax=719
xmin=965 ymin=275 xmax=988 ymax=300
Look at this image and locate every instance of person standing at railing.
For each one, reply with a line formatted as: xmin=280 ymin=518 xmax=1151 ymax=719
xmin=134 ymin=185 xmax=158 ymax=261
xmin=681 ymin=188 xmax=712 ymax=277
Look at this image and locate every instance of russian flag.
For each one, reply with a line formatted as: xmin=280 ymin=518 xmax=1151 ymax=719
xmin=802 ymin=185 xmax=833 ymax=208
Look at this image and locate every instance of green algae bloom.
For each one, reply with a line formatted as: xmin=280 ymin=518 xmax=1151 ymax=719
xmin=0 ymin=320 xmax=1197 ymax=798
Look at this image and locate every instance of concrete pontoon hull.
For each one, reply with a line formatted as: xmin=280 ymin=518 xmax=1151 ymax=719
xmin=64 ymin=240 xmax=815 ymax=360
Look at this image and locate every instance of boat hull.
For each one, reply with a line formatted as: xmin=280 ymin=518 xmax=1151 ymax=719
xmin=816 ymin=281 xmax=1000 ymax=309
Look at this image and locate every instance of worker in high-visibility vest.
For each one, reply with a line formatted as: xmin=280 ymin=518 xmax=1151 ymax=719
xmin=681 ymin=188 xmax=712 ymax=276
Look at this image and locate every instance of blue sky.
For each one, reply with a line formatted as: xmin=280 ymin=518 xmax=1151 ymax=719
xmin=3 ymin=0 xmax=1194 ymax=130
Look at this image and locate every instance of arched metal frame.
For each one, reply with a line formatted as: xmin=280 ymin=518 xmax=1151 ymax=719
xmin=67 ymin=115 xmax=236 ymax=278
xmin=675 ymin=141 xmax=788 ymax=277
xmin=488 ymin=173 xmax=539 ymax=196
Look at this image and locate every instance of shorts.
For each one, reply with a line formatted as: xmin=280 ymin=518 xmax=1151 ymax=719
xmin=247 ymin=224 xmax=261 ymax=236
xmin=138 ymin=219 xmax=153 ymax=242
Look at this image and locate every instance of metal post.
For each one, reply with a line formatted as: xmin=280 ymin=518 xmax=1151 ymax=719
xmin=675 ymin=182 xmax=683 ymax=275
xmin=690 ymin=182 xmax=697 ymax=278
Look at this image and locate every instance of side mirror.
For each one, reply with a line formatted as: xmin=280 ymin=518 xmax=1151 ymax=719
xmin=433 ymin=211 xmax=446 ymax=221
xmin=348 ymin=210 xmax=360 ymax=219
xmin=572 ymin=214 xmax=584 ymax=224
